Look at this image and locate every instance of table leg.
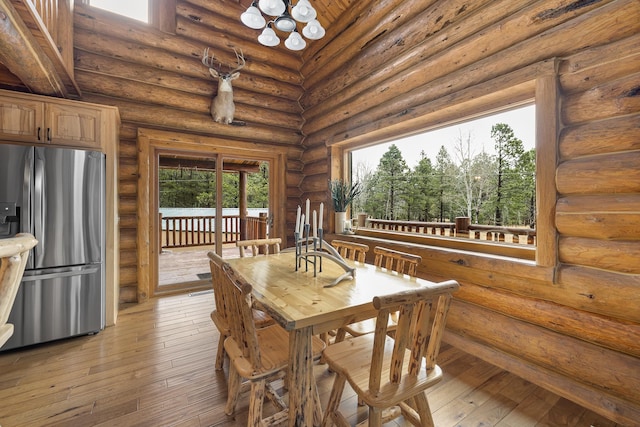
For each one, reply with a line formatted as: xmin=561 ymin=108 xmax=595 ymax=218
xmin=288 ymin=326 xmax=319 ymax=427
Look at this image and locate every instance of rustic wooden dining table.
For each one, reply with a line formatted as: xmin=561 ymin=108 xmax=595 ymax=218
xmin=226 ymin=249 xmax=441 ymax=426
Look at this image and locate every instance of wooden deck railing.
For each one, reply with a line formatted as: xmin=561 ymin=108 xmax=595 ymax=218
xmin=159 ymin=214 xmax=267 ymax=249
xmin=365 ymin=217 xmax=536 ymax=245
xmin=367 ymin=219 xmax=456 ymax=236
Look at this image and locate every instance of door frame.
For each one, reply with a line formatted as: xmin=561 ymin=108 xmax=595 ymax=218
xmin=137 ymin=128 xmax=288 ymax=301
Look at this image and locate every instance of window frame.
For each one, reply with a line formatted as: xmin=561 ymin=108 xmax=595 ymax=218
xmin=137 ymin=128 xmax=289 ymax=300
xmin=331 ymin=70 xmax=559 ymax=266
xmin=83 ymin=0 xmax=177 ymax=33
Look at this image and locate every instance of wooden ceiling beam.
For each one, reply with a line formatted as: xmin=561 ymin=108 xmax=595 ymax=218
xmin=0 ymin=0 xmax=67 ymax=96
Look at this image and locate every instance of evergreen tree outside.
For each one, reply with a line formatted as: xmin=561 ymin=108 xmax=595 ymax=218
xmin=368 ymin=144 xmax=410 ymax=220
xmin=434 ymin=146 xmax=455 ymax=222
xmin=247 ymin=163 xmax=270 ymax=208
xmin=158 ymin=162 xmax=269 ymax=210
xmin=410 ymin=151 xmax=436 ymax=221
xmin=159 ymin=167 xmax=217 ymax=208
xmin=491 ymin=123 xmax=525 ymax=226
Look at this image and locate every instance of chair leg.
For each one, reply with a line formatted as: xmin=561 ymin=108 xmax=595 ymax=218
xmin=225 ymin=363 xmax=242 ymax=415
xmin=413 ymin=391 xmax=435 ymax=427
xmin=313 ymin=380 xmax=323 ymax=426
xmin=248 ymin=380 xmax=266 ymax=427
xmin=215 ymin=333 xmax=227 ymax=371
xmin=321 ymin=373 xmax=346 ymax=427
xmin=334 ymin=328 xmax=347 ymax=343
xmin=368 ymin=406 xmax=383 ymax=427
xmin=319 ymin=332 xmax=329 ymax=364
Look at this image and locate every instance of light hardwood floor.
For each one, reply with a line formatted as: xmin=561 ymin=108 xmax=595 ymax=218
xmin=0 ymin=291 xmax=620 ymax=427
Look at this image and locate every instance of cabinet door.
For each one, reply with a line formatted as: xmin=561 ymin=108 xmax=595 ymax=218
xmin=46 ymin=102 xmax=102 ymax=148
xmin=0 ymin=97 xmax=44 ymax=142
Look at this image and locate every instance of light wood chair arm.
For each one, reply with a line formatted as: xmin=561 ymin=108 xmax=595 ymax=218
xmin=0 ymin=233 xmax=37 ymax=349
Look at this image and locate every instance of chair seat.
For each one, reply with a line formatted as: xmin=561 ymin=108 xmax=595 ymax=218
xmin=225 ymin=322 xmax=326 ymax=379
xmin=340 ymin=315 xmax=397 ymax=337
xmin=252 ymin=308 xmax=275 ymax=328
xmin=323 ymin=334 xmax=443 ymax=408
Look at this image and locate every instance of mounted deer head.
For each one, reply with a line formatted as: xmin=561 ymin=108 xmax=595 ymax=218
xmin=202 ymin=48 xmax=245 ymax=124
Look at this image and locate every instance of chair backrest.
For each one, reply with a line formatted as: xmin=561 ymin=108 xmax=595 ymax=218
xmin=368 ymin=280 xmax=459 ymax=394
xmin=330 ymin=240 xmax=369 ymax=262
xmin=0 ymin=233 xmax=38 ymax=348
xmin=220 ymin=261 xmax=263 ymax=368
xmin=373 ymin=246 xmax=422 ymax=277
xmin=207 ymin=251 xmax=230 ymax=326
xmin=236 ymin=238 xmax=281 ymax=258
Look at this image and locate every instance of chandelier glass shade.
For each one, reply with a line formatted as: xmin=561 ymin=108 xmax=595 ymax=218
xmin=241 ymin=0 xmax=326 ymax=50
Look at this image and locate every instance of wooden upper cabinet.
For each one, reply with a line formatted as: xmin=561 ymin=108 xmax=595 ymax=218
xmin=0 ymin=96 xmax=44 ymax=142
xmin=46 ymin=102 xmax=102 ymax=148
xmin=0 ymin=90 xmax=102 ymax=148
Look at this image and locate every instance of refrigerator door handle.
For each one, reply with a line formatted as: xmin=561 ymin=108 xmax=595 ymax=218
xmin=22 ymin=148 xmax=35 ymax=269
xmin=22 ymin=265 xmax=101 ymax=282
xmin=34 ymin=150 xmax=45 ymax=266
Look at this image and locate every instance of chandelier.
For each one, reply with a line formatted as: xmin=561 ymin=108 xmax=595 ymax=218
xmin=241 ymin=0 xmax=326 ymax=51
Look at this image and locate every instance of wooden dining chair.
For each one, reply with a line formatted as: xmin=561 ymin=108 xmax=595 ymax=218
xmin=330 ymin=239 xmax=369 ymax=263
xmin=220 ymin=260 xmax=326 ymax=425
xmin=322 ymin=280 xmax=459 ymax=427
xmin=0 ymin=233 xmax=37 ymax=348
xmin=236 ymin=237 xmax=281 ymax=258
xmin=321 ymin=240 xmax=370 ymax=349
xmin=207 ymin=251 xmax=273 ymax=371
xmin=334 ymin=246 xmax=422 ymax=343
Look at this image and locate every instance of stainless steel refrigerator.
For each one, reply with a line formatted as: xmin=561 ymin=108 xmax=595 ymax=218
xmin=0 ymin=143 xmax=105 ymax=351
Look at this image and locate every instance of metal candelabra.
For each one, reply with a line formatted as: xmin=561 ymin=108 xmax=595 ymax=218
xmin=289 ymin=224 xmax=356 ymax=287
xmin=294 ymin=223 xmax=323 ymax=276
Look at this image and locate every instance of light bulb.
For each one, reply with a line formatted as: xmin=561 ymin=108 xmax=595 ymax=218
xmin=241 ymin=5 xmax=266 ymax=29
xmin=258 ymin=25 xmax=280 ymax=47
xmin=258 ymin=0 xmax=285 ymax=16
xmin=285 ymin=31 xmax=306 ymax=51
xmin=291 ymin=0 xmax=316 ymax=23
xmin=274 ymin=13 xmax=297 ymax=32
xmin=302 ymin=19 xmax=325 ymax=40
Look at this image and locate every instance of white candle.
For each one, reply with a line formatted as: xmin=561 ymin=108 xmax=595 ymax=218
xmin=313 ymin=210 xmax=317 ymax=237
xmin=305 ymin=199 xmax=310 ymax=224
xmin=300 ymin=213 xmax=305 ymax=233
xmin=295 ymin=205 xmax=301 ymax=234
xmin=319 ymin=202 xmax=323 ymax=230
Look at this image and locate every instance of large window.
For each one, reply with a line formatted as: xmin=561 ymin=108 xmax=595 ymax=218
xmin=351 ymin=104 xmax=536 ymax=248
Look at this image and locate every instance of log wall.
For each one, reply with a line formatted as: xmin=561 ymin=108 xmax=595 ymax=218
xmin=299 ymin=0 xmax=640 ymax=424
xmin=66 ymin=0 xmax=639 ymax=423
xmin=72 ymin=0 xmax=305 ymax=302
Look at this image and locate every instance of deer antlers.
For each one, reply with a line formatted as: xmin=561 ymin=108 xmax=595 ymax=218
xmin=202 ymin=47 xmax=245 ymax=75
